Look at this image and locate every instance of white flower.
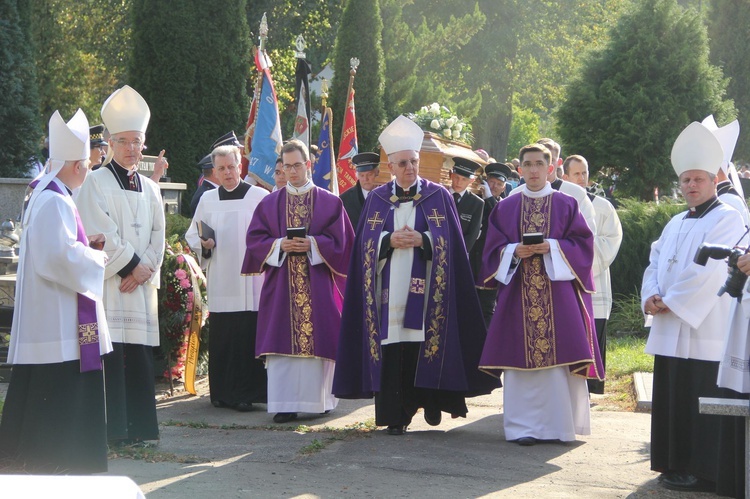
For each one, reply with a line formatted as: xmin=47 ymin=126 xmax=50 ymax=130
xmin=446 ymin=117 xmax=456 ymax=128
xmin=430 ymin=119 xmax=441 ymax=130
xmin=420 ymin=106 xmax=428 ymax=113
xmin=455 ymin=123 xmax=464 ymax=132
xmin=430 ymin=102 xmax=440 ymax=113
xmin=443 ymin=128 xmax=452 ymax=138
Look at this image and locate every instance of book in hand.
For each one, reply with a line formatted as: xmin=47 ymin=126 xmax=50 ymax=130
xmin=197 ymin=220 xmax=215 ymax=242
xmin=286 ymin=227 xmax=307 ymax=256
xmin=286 ymin=227 xmax=306 ymax=239
xmin=522 ymin=232 xmax=544 ymax=245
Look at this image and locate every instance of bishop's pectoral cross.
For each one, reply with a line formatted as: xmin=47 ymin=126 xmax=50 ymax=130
xmin=667 ymin=254 xmax=678 ymax=272
xmin=131 ymin=220 xmax=142 ymax=236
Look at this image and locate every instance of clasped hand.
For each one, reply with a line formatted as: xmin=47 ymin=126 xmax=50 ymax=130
xmin=514 ymin=241 xmax=551 ymax=259
xmin=280 ymin=237 xmax=311 ymax=253
xmin=644 ymin=294 xmax=669 ymax=315
xmin=120 ymin=263 xmax=155 ymax=293
xmin=390 ymin=226 xmax=423 ymax=249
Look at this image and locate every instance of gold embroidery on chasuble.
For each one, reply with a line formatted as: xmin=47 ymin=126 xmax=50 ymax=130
xmin=424 ymin=236 xmax=448 ymax=362
xmin=362 ymin=238 xmax=380 ymax=362
xmin=287 ymin=190 xmax=314 ymax=356
xmin=520 ymin=195 xmax=556 ymax=368
xmin=78 ymin=323 xmax=99 ymax=345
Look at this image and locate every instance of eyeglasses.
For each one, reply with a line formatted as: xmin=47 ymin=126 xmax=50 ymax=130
xmin=283 ymin=162 xmax=306 ymax=171
xmin=113 ymin=138 xmax=144 ymax=149
xmin=390 ymin=158 xmax=419 ymax=169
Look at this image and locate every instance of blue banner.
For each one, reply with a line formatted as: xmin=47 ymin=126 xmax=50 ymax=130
xmin=248 ymin=69 xmax=283 ymax=189
xmin=312 ymin=108 xmax=337 ymax=193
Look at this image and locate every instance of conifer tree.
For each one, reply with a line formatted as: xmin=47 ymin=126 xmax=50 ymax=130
xmin=0 ymin=0 xmax=42 ymax=177
xmin=557 ymin=0 xmax=734 ymax=200
xmin=129 ymin=0 xmax=251 ymax=193
xmin=330 ymin=0 xmax=386 ymax=151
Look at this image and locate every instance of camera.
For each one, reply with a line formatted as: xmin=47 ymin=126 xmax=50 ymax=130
xmin=693 ymin=243 xmax=749 ymax=299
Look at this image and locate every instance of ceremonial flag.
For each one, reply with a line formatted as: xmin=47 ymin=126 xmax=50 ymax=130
xmin=247 ymin=49 xmax=283 ymax=190
xmin=312 ymin=108 xmax=338 ymax=194
xmin=241 ymin=83 xmax=259 ymax=179
xmin=336 ymin=86 xmax=358 ymax=193
xmin=292 ymin=57 xmax=312 ymax=148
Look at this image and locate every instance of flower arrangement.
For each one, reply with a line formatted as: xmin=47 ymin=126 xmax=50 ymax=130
xmin=409 ymin=102 xmax=474 ymax=145
xmin=158 ymin=235 xmax=208 ymax=381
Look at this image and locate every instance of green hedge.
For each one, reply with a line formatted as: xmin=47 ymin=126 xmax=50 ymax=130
xmin=610 ymin=198 xmax=686 ymax=298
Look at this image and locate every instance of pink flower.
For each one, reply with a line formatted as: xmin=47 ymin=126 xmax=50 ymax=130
xmin=187 ymin=291 xmax=194 ymax=301
xmin=179 ymin=278 xmax=191 ymax=289
xmin=176 ymin=255 xmax=185 ymax=264
xmin=175 ymin=269 xmax=187 ymax=280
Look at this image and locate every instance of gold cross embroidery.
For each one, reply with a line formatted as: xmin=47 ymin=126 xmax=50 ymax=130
xmin=427 ymin=209 xmax=446 ymax=228
xmin=367 ymin=211 xmax=385 ymax=230
xmin=78 ymin=323 xmax=99 ymax=345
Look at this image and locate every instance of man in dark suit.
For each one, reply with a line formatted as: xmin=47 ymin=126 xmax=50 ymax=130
xmin=190 ymin=154 xmax=219 ymax=216
xmin=471 ymin=162 xmax=513 ymax=326
xmin=340 ymin=152 xmax=380 ymax=230
xmin=449 ymin=157 xmax=484 ymax=253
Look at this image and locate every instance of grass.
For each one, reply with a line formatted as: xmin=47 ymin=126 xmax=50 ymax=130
xmin=601 ymin=334 xmax=653 ymax=411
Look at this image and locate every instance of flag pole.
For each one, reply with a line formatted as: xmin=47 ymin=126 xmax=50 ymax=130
xmin=321 ymin=78 xmax=339 ymax=192
xmin=340 ymin=58 xmax=359 ymax=139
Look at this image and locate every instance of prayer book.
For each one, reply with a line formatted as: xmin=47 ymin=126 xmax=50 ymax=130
xmin=197 ymin=221 xmax=215 ymax=242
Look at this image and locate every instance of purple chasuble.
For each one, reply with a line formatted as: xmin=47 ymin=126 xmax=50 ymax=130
xmin=44 ymin=181 xmax=101 ymax=372
xmin=333 ymin=178 xmax=500 ymax=398
xmin=478 ymin=190 xmax=603 ymax=379
xmin=242 ymin=186 xmax=353 ymax=361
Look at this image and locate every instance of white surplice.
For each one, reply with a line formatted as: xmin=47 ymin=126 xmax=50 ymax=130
xmin=9 ymin=177 xmax=112 ymax=364
xmin=590 ymin=195 xmax=623 ymax=319
xmin=185 ymin=184 xmax=266 ymax=313
xmin=75 ymin=167 xmax=165 ymax=346
xmin=642 ymin=203 xmax=744 ymax=361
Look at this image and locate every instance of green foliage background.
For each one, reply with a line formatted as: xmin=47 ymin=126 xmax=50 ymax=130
xmin=556 ymin=0 xmax=734 ymax=200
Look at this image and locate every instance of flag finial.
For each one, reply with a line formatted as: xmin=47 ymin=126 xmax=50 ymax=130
xmin=349 ymin=57 xmax=360 ymax=76
xmin=295 ymin=35 xmax=306 ymax=58
xmin=259 ymin=13 xmax=268 ymax=51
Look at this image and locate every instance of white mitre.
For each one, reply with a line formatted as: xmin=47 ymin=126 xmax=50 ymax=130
xmin=379 ymin=115 xmax=424 ymax=155
xmin=101 ymin=85 xmax=150 ymax=134
xmin=702 ymin=115 xmax=740 ymax=174
xmin=671 ymin=121 xmax=723 ymax=176
xmin=49 ymin=109 xmax=90 ymax=164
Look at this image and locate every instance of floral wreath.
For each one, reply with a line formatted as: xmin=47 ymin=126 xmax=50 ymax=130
xmin=158 ymin=235 xmax=208 ymax=381
xmin=409 ymin=102 xmax=474 ymax=145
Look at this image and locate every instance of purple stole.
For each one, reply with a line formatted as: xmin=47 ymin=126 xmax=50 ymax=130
xmin=44 ymin=181 xmax=102 ymax=372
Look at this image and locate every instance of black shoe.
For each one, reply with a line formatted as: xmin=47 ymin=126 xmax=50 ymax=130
xmin=212 ymin=400 xmax=227 ymax=408
xmin=273 ymin=412 xmax=298 ymax=424
xmin=386 ymin=425 xmax=406 ymax=435
xmin=516 ymin=437 xmax=537 ymax=446
xmin=235 ymin=402 xmax=253 ymax=412
xmin=424 ymin=408 xmax=442 ymax=426
xmin=661 ymin=472 xmax=714 ymax=492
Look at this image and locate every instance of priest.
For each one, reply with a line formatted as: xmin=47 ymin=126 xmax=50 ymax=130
xmin=242 ymin=139 xmax=353 ymax=424
xmin=641 ymin=121 xmax=745 ymax=493
xmin=333 ymin=116 xmax=499 ymax=436
xmin=186 ymin=144 xmax=268 ymax=411
xmin=76 ymin=85 xmax=165 ymax=444
xmin=0 ymin=109 xmax=112 ymax=473
xmin=479 ymin=143 xmax=603 ymax=446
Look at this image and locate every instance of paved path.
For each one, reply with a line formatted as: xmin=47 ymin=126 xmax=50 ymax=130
xmin=97 ymin=381 xmax=714 ymax=498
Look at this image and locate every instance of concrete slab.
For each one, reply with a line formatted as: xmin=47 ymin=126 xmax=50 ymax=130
xmin=633 ymin=371 xmax=652 ymax=412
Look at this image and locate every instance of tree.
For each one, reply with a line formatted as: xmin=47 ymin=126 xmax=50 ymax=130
xmin=708 ymin=0 xmax=750 ymax=161
xmin=0 ymin=0 xmax=42 ymax=177
xmin=27 ymin=0 xmax=131 ymax=122
xmin=556 ymin=0 xmax=734 ymax=200
xmin=130 ymin=0 xmax=251 ymax=194
xmin=330 ymin=0 xmax=386 ymax=151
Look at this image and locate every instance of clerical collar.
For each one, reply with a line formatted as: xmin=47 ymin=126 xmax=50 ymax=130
xmin=223 ymin=181 xmax=241 ymax=192
xmin=521 ymin=182 xmax=553 ymax=198
xmin=550 ymin=178 xmax=563 ymax=191
xmin=106 ymin=160 xmax=141 ymax=192
xmin=687 ymin=196 xmax=721 ymax=218
xmin=286 ymin=179 xmax=314 ymax=195
xmin=219 ymin=181 xmax=250 ymax=200
xmin=394 ymin=179 xmax=420 ymax=202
